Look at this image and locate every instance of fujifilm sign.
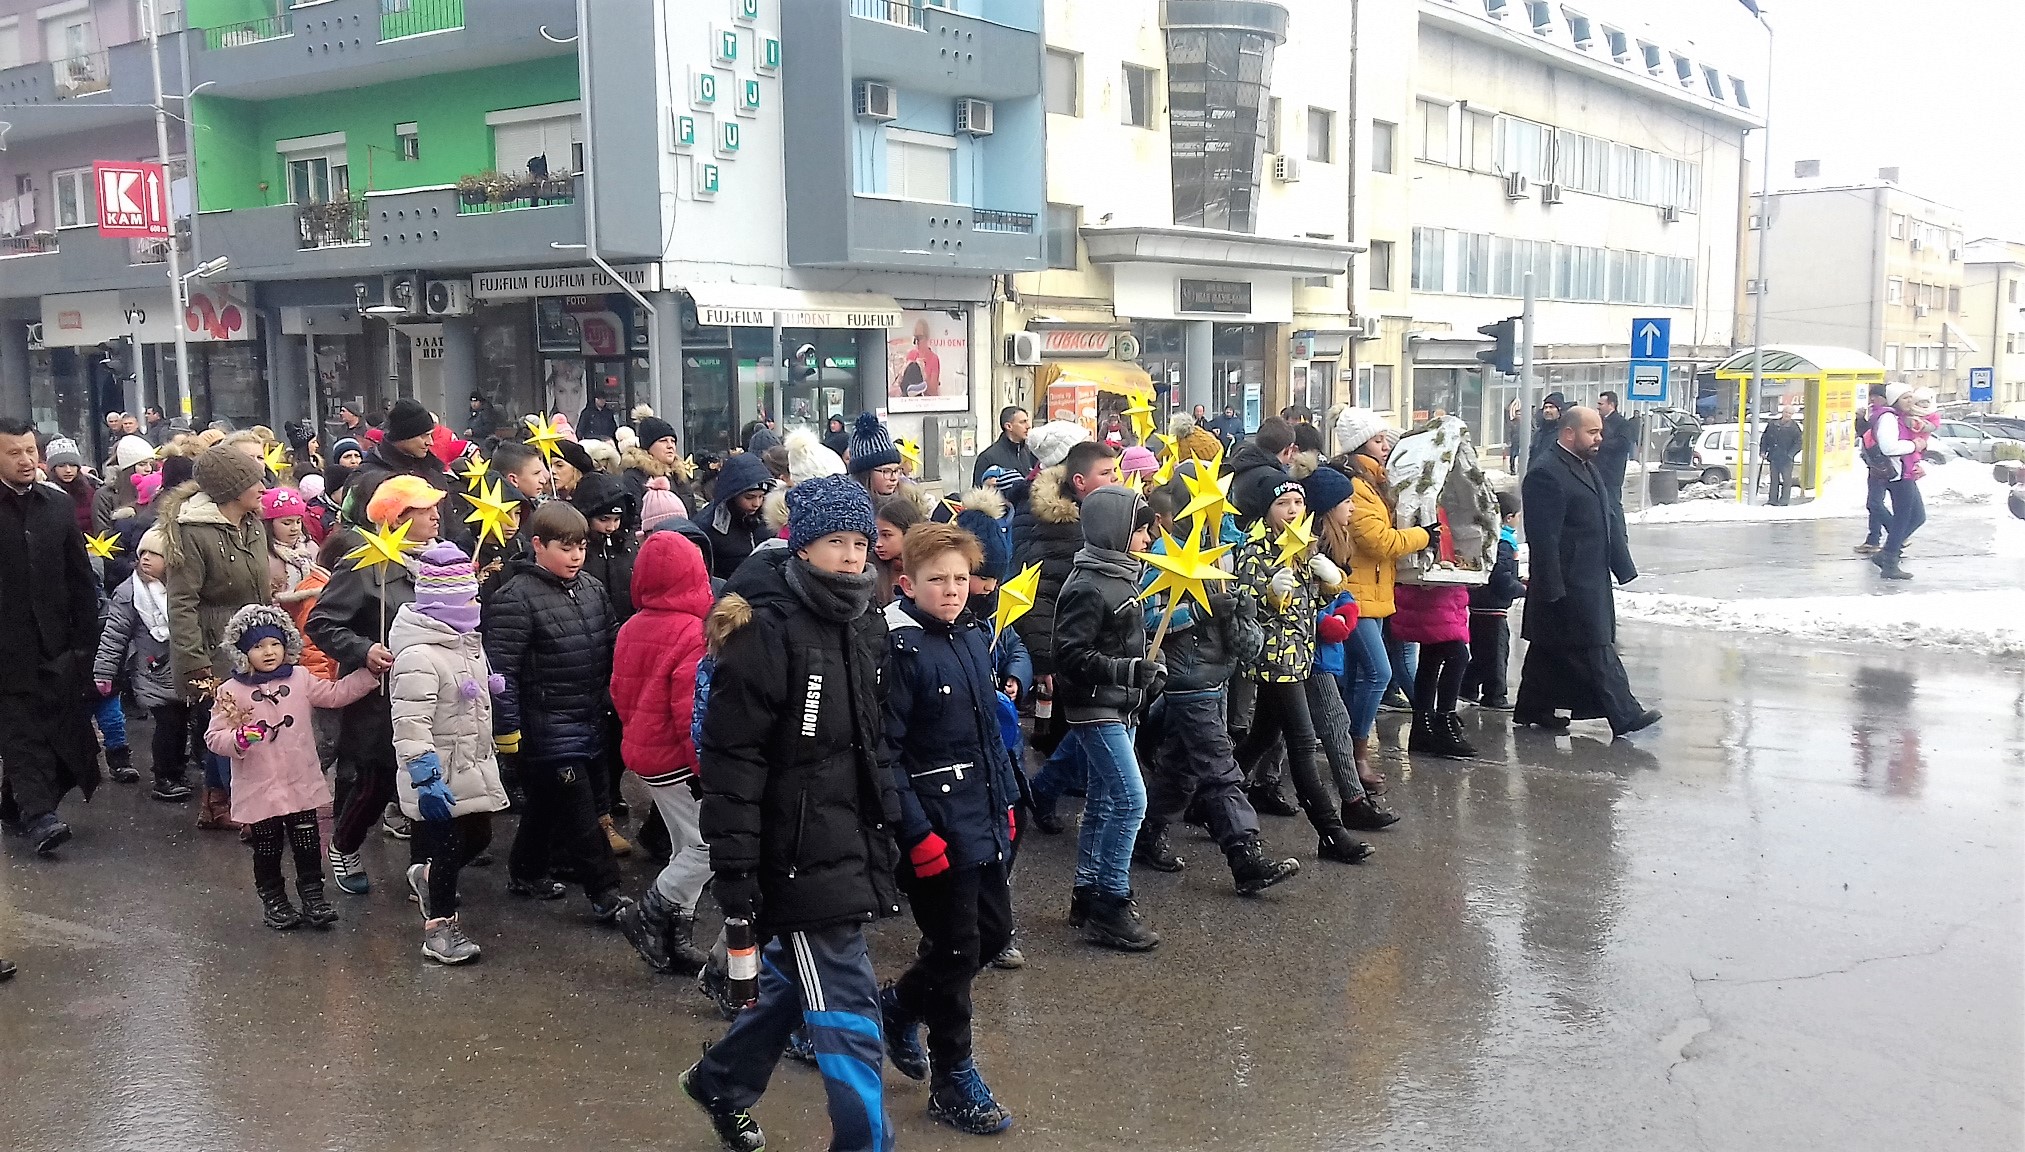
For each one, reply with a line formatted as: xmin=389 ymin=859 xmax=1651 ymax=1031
xmin=471 ymin=264 xmax=662 ymax=300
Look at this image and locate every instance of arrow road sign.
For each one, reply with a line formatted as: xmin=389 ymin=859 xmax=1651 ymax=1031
xmin=1632 ymin=317 xmax=1671 ymax=360
xmin=93 ymin=160 xmax=170 ymax=239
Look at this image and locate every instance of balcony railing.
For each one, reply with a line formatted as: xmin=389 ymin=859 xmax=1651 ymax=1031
xmin=379 ymin=0 xmax=464 ymax=41
xmin=204 ymin=13 xmax=293 ymax=49
xmin=455 ymin=175 xmax=577 ymax=215
xmin=852 ymin=0 xmax=926 ymax=29
xmin=129 ymin=232 xmax=190 ymax=265
xmin=52 ymin=51 xmax=111 ymax=97
xmin=972 ymin=208 xmax=1037 ymax=234
xmin=297 ymin=198 xmax=369 ymax=249
xmin=0 ymin=233 xmax=58 ymax=256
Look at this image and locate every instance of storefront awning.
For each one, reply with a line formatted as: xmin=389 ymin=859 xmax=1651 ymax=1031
xmin=677 ymin=283 xmax=903 ymax=329
xmin=1037 ymin=359 xmax=1156 ymax=401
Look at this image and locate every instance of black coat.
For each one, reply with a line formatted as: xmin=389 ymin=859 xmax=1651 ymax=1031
xmin=1760 ymin=419 xmax=1803 ymax=464
xmin=1007 ymin=465 xmax=1081 ymax=677
xmin=582 ymin=529 xmax=637 ymax=624
xmin=1521 ymin=446 xmax=1636 ymax=649
xmin=305 ymin=552 xmax=417 ymax=769
xmin=1469 ymin=533 xmax=1526 ymax=612
xmin=343 ymin=441 xmax=469 ymax=546
xmin=1599 ymin=411 xmax=1639 ymax=492
xmin=882 ymin=599 xmax=1018 ymax=871
xmin=1053 ymin=559 xmax=1148 ymax=722
xmin=972 ymin=434 xmax=1037 ymax=488
xmin=1226 ymin=441 xmax=1291 ymax=526
xmin=1161 ymin=590 xmax=1264 ymax=693
xmin=577 ymin=404 xmax=620 ymax=443
xmin=482 ymin=559 xmax=614 ymax=764
xmin=699 ymin=549 xmax=903 ymax=936
xmin=0 ymin=481 xmax=100 ymax=694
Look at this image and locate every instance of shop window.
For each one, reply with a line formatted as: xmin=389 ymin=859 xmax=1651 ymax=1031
xmin=1044 ymin=203 xmax=1080 ymax=269
xmin=886 ymin=129 xmax=955 ymax=203
xmin=1046 ymin=49 xmax=1080 ymax=116
xmin=1122 ymin=64 xmax=1158 ymax=129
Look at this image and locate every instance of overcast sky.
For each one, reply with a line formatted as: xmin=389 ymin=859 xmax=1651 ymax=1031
xmin=1760 ymin=0 xmax=2023 ymax=237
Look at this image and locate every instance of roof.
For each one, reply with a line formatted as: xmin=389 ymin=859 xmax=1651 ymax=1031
xmin=1714 ymin=345 xmax=1888 ymax=376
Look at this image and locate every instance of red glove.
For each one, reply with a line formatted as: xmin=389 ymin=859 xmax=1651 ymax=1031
xmin=1007 ymin=806 xmax=1018 ymax=843
xmin=908 ymin=832 xmax=951 ymax=878
xmin=1333 ymin=600 xmax=1361 ymax=630
xmin=1317 ymin=613 xmax=1352 ymax=646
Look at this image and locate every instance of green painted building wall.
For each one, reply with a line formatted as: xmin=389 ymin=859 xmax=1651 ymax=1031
xmin=191 ymin=56 xmax=580 ymax=212
xmin=185 ymin=0 xmax=282 ymax=27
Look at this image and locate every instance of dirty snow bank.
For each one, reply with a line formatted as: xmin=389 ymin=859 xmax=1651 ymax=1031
xmin=1617 ymin=587 xmax=2025 ymax=657
xmin=1628 ymin=458 xmax=2013 ymax=525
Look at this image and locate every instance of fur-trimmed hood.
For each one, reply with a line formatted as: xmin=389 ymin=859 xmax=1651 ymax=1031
xmin=958 ymin=485 xmax=1008 ymax=520
xmin=1025 ymin=464 xmax=1081 ymax=526
xmin=705 ymin=592 xmax=753 ymax=656
xmin=221 ymin=603 xmax=304 ymax=675
xmin=622 ymin=445 xmax=695 ymax=484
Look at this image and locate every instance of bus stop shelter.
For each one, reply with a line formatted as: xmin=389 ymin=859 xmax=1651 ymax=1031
xmin=1714 ymin=345 xmax=1885 ymax=493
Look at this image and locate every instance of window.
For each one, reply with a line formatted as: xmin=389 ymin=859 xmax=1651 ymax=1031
xmin=1306 ymin=107 xmax=1335 ymax=163
xmin=1266 ymin=97 xmax=1282 ymax=154
xmin=53 ymin=167 xmax=94 ymax=228
xmin=395 ymin=122 xmax=420 ymax=162
xmin=1416 ymin=98 xmax=1449 ymax=164
xmin=1499 ymin=116 xmax=1552 ymax=183
xmin=1368 ymin=239 xmax=1394 ymax=291
xmin=1462 ymin=108 xmax=1496 ymax=173
xmin=2009 ymin=335 xmax=2016 ymax=355
xmin=1045 ymin=49 xmax=1080 ymax=116
xmin=2009 ymin=279 xmax=2018 ymax=304
xmin=1044 ymin=203 xmax=1079 ymax=269
xmin=1671 ymin=53 xmax=1694 ymax=86
xmin=1639 ymin=41 xmax=1662 ymax=74
xmin=1525 ymin=0 xmax=1551 ymax=34
xmin=1604 ymin=26 xmax=1628 ymax=62
xmin=1368 ymin=364 xmax=1392 ymax=409
xmin=43 ymin=11 xmax=94 ymax=64
xmin=486 ymin=104 xmax=583 ymax=177
xmin=1949 ymin=285 xmax=1961 ymax=313
xmin=1484 ymin=0 xmax=1507 ymax=16
xmin=886 ymin=129 xmax=955 ymax=202
xmin=1456 ymin=232 xmax=1491 ymax=294
xmin=1410 ymin=226 xmax=1447 ymax=292
xmin=1562 ymin=8 xmax=1591 ymax=47
xmin=0 ymin=19 xmax=19 ymax=70
xmin=1702 ymin=67 xmax=1724 ymax=100
xmin=1886 ymin=276 xmax=1904 ymax=304
xmin=1371 ymin=119 xmax=1396 ymax=173
xmin=1121 ymin=64 xmax=1157 ymax=129
xmin=1730 ymin=76 xmax=1750 ymax=108
xmin=1884 ymin=343 xmax=1899 ymax=370
xmin=1889 ymin=213 xmax=1906 ymax=239
xmin=275 ymin=133 xmax=351 ymax=203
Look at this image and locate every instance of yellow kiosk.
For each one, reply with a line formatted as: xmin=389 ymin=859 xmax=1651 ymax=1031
xmin=1037 ymin=360 xmax=1158 ymax=437
xmin=1713 ymin=345 xmax=1884 ymax=495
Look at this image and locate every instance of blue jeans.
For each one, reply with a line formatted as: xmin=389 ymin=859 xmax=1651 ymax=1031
xmin=92 ymin=692 xmax=127 ymax=751
xmin=1339 ymin=617 xmax=1391 ymax=740
xmin=1383 ymin=622 xmax=1418 ymax=699
xmin=1883 ymin=477 xmax=1926 ymax=560
xmin=1031 ymin=728 xmax=1089 ymax=807
xmin=1864 ymin=474 xmax=1889 ymax=546
xmin=1063 ymin=721 xmax=1145 ymax=897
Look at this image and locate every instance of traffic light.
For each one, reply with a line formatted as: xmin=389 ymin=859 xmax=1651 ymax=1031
xmin=100 ymin=340 xmax=132 ymax=381
xmin=1476 ymin=318 xmax=1518 ymax=375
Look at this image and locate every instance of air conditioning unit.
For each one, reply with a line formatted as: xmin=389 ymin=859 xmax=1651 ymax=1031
xmin=855 ymin=80 xmax=898 ymax=121
xmin=1914 ymin=303 xmax=1930 ymax=317
xmin=1352 ymin=315 xmax=1380 ymax=339
xmin=382 ymin=272 xmax=423 ymax=317
xmin=425 ymin=279 xmax=472 ymax=318
xmin=1005 ymin=331 xmax=1042 ymax=366
xmin=1659 ymin=204 xmax=1681 ymax=224
xmin=1503 ymin=172 xmax=1529 ymax=200
xmin=1745 ymin=278 xmax=1767 ymax=294
xmin=1538 ymin=182 xmax=1564 ymax=205
xmin=1909 ymin=237 xmax=1924 ymax=251
xmin=1274 ymin=155 xmax=1303 ymax=183
xmin=956 ymin=98 xmax=994 ymax=136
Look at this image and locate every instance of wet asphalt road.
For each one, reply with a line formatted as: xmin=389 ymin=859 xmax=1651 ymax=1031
xmin=3 ymin=583 xmax=2022 ymax=1150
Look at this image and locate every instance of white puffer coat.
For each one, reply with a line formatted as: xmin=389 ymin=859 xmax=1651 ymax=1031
xmin=389 ymin=604 xmax=509 ymax=820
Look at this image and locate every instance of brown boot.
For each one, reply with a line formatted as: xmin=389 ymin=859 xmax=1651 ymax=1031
xmin=195 ymin=787 xmax=241 ymax=831
xmin=1353 ymin=736 xmax=1386 ymax=794
xmin=601 ymin=813 xmax=633 ymax=857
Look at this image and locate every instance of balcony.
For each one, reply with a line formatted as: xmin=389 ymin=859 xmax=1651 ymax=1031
xmin=190 ymin=0 xmax=572 ymax=98
xmin=852 ymin=0 xmax=927 ymax=29
xmin=379 ymin=0 xmax=465 ymax=41
xmin=791 ymin=196 xmax=1043 ymax=272
xmin=0 ymin=233 xmax=58 ymax=257
xmin=297 ymin=199 xmax=371 ymax=249
xmin=52 ymin=51 xmax=112 ymax=98
xmin=972 ymin=208 xmax=1036 ymax=234
xmin=453 ymin=173 xmax=578 ymax=215
xmin=129 ymin=232 xmax=192 ymax=265
xmin=202 ymin=13 xmax=293 ymax=50
xmin=0 ymin=34 xmax=188 ymax=144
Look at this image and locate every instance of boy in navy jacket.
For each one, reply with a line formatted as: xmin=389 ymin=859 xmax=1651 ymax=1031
xmin=1463 ymin=489 xmax=1526 ymax=709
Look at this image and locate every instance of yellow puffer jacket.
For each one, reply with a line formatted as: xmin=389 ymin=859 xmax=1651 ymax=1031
xmin=1333 ymin=456 xmax=1429 ymax=619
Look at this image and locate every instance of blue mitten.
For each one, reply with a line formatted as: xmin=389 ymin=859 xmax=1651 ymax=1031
xmin=405 ymin=752 xmax=455 ymax=823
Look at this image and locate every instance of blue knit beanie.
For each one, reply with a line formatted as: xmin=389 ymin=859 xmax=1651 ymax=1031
xmin=1300 ymin=464 xmax=1355 ymax=521
xmin=787 ymin=473 xmax=877 ymax=552
xmin=846 ymin=412 xmax=902 ymax=474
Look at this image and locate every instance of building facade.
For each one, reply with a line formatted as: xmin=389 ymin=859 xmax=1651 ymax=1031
xmin=1948 ymin=239 xmax=2021 ymax=411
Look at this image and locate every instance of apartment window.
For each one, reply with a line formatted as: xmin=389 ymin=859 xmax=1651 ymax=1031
xmin=1043 ymin=203 xmax=1079 ymax=269
xmin=1730 ymin=76 xmax=1750 ymax=108
xmin=1368 ymin=239 xmax=1394 ymax=291
xmin=1525 ymin=0 xmax=1551 ymax=34
xmin=1484 ymin=0 xmax=1507 ymax=17
xmin=43 ymin=10 xmax=94 ymax=64
xmin=1462 ymin=108 xmax=1496 ymax=173
xmin=1499 ymin=116 xmax=1553 ymax=183
xmin=1886 ymin=276 xmax=1904 ymax=304
xmin=1639 ymin=42 xmax=1662 ymax=74
xmin=1889 ymin=213 xmax=1906 ymax=239
xmin=1884 ymin=344 xmax=1899 ymax=370
xmin=1410 ymin=226 xmax=1447 ymax=292
xmin=53 ymin=167 xmax=95 ymax=228
xmin=1702 ymin=67 xmax=1724 ymax=100
xmin=1266 ymin=97 xmax=1282 ymax=154
xmin=1415 ymin=98 xmax=1449 ymax=164
xmin=1370 ymin=119 xmax=1396 ymax=173
xmin=1045 ymin=49 xmax=1080 ymax=116
xmin=1456 ymin=232 xmax=1491 ymax=295
xmin=1121 ymin=64 xmax=1157 ymax=129
xmin=2009 ymin=279 xmax=2018 ymax=304
xmin=1949 ymin=285 xmax=1961 ymax=313
xmin=1604 ymin=27 xmax=1628 ymax=62
xmin=395 ymin=122 xmax=420 ymax=162
xmin=2009 ymin=335 xmax=2017 ymax=355
xmin=1671 ymin=53 xmax=1693 ymax=86
xmin=886 ymin=129 xmax=955 ymax=202
xmin=1561 ymin=8 xmax=1591 ymax=47
xmin=1306 ymin=107 xmax=1335 ymax=163
xmin=487 ymin=104 xmax=584 ymax=177
xmin=0 ymin=19 xmax=19 ymax=70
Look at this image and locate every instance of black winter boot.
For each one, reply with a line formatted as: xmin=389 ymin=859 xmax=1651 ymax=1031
xmin=666 ymin=911 xmax=710 ymax=977
xmin=1440 ymin=712 xmax=1479 ymax=758
xmin=1132 ymin=822 xmax=1185 ymax=872
xmin=297 ymin=876 xmax=339 ymax=928
xmin=1343 ymin=794 xmax=1402 ymax=831
xmin=1317 ymin=831 xmax=1374 ymax=864
xmin=1068 ymin=884 xmax=1095 ymax=928
xmin=259 ymin=881 xmax=303 ymax=930
xmin=620 ymin=887 xmax=676 ymax=971
xmin=1407 ymin=712 xmax=1440 ymax=753
xmin=1246 ymin=783 xmax=1300 ymax=818
xmin=105 ymin=745 xmax=139 ymax=784
xmin=1225 ymin=836 xmax=1301 ymax=896
xmin=1030 ymin=791 xmax=1066 ymax=835
xmin=1082 ymin=890 xmax=1161 ymax=952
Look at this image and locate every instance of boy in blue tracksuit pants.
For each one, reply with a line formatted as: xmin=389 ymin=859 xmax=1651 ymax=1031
xmin=1462 ymin=489 xmax=1526 ymax=709
xmin=877 ymin=520 xmax=1020 ymax=1135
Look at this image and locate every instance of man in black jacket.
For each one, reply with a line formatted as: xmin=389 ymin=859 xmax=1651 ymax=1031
xmin=485 ymin=501 xmax=629 ymax=920
xmin=577 ymin=393 xmax=620 ymax=443
xmin=1226 ymin=416 xmax=1299 ymax=528
xmin=1516 ymin=407 xmax=1659 ymax=737
xmin=1760 ymin=410 xmax=1804 ymax=506
xmin=0 ymin=420 xmax=101 ymax=855
xmin=344 ymin=398 xmax=470 ymax=546
xmin=569 ymin=471 xmax=639 ymax=845
xmin=971 ymin=405 xmax=1036 ymax=488
xmin=694 ymin=451 xmax=773 ymax=582
xmin=682 ymin=474 xmax=900 ymax=1152
xmin=1597 ymin=391 xmax=1638 ymax=506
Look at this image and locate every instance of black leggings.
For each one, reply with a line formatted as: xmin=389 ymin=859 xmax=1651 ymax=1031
xmin=413 ymin=813 xmax=493 ymax=918
xmin=149 ymin=701 xmax=194 ymax=783
xmin=249 ymin=809 xmax=324 ymax=894
xmin=1413 ymin=639 xmax=1469 ymax=715
xmin=1234 ymin=679 xmax=1345 ymax=838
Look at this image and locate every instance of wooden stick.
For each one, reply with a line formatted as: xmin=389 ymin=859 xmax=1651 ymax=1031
xmin=1146 ymin=594 xmax=1180 ymax=664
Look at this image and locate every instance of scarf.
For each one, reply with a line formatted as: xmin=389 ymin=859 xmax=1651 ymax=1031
xmin=1071 ymin=543 xmax=1141 ymax=583
xmin=785 ymin=555 xmax=875 ymax=623
xmin=134 ymin=576 xmax=171 ymax=643
xmin=234 ymin=664 xmax=292 ymax=686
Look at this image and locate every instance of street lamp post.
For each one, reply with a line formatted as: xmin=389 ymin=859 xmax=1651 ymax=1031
xmin=144 ymin=0 xmax=193 ymax=420
xmin=1742 ymin=11 xmax=1774 ymax=506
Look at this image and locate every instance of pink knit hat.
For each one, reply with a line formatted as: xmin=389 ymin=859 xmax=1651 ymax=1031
xmin=260 ymin=487 xmax=307 ymax=520
xmin=133 ymin=471 xmax=164 ymax=506
xmin=640 ymin=476 xmax=688 ymax=532
xmin=1119 ymin=445 xmax=1159 ymax=480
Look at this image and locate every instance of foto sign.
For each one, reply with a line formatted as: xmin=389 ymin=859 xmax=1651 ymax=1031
xmin=1970 ymin=366 xmax=1995 ymax=403
xmin=94 ymin=161 xmax=170 ymax=239
xmin=1632 ymin=316 xmax=1671 ymax=360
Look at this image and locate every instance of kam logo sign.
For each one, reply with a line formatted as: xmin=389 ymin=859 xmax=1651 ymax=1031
xmin=94 ymin=161 xmax=170 ymax=239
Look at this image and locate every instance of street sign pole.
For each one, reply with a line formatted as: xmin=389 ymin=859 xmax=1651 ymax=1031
xmin=1517 ymin=271 xmax=1535 ymax=471
xmin=145 ymin=2 xmax=193 ymax=420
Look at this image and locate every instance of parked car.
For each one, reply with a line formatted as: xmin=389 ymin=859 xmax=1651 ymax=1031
xmin=1959 ymin=413 xmax=2025 ymax=441
xmin=1933 ymin=420 xmax=2025 ymax=463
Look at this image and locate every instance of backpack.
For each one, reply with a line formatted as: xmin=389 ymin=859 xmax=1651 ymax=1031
xmin=690 ymin=652 xmax=714 ymax=752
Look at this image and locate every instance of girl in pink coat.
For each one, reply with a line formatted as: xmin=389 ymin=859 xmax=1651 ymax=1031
xmin=206 ymin=604 xmax=378 ymax=930
xmin=1390 ymin=577 xmax=1474 ymax=760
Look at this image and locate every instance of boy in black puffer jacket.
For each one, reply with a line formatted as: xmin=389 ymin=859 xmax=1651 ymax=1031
xmin=681 ymin=474 xmax=901 ymax=1152
xmin=569 ymin=470 xmax=640 ymax=853
xmin=484 ymin=501 xmax=630 ymax=921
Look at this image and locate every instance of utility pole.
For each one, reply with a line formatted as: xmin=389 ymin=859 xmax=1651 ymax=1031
xmin=1517 ymin=270 xmax=1536 ymax=470
xmin=145 ymin=0 xmax=193 ymax=419
xmin=1742 ymin=13 xmax=1774 ymax=505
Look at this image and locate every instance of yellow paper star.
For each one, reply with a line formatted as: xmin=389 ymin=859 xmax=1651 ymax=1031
xmin=343 ymin=519 xmax=422 ymax=573
xmin=993 ymin=562 xmax=1042 ymax=637
xmin=463 ymin=453 xmax=491 ymax=491
xmin=1151 ymin=454 xmax=1178 ymax=489
xmin=1246 ymin=518 xmax=1269 ymax=543
xmin=1179 ymin=459 xmax=1237 ymax=525
xmin=1274 ymin=512 xmax=1315 ymax=569
xmin=524 ymin=414 xmax=566 ymax=462
xmin=86 ymin=531 xmax=122 ymax=560
xmin=1135 ymin=528 xmax=1233 ymax=615
xmin=896 ymin=437 xmax=922 ymax=473
xmin=463 ymin=479 xmax=516 ymax=548
xmin=263 ymin=441 xmax=289 ymax=474
xmin=1123 ymin=399 xmax=1157 ymax=446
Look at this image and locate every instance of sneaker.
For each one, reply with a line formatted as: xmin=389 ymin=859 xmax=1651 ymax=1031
xmin=680 ymin=1064 xmax=767 ymax=1152
xmin=25 ymin=814 xmax=72 ymax=857
xmin=880 ymin=984 xmax=929 ymax=1080
xmin=508 ymin=876 xmax=568 ymax=900
xmin=382 ymin=806 xmax=412 ymax=841
xmin=928 ymin=1059 xmax=1014 ymax=1135
xmin=987 ymin=943 xmax=1027 ymax=970
xmin=697 ymin=964 xmax=745 ymax=1022
xmin=1379 ymin=688 xmax=1414 ymax=713
xmin=328 ymin=846 xmax=370 ymax=895
xmin=406 ymin=863 xmax=432 ymax=921
xmin=588 ymin=890 xmax=634 ymax=924
xmin=421 ymin=916 xmax=482 ymax=965
xmin=1853 ymin=542 xmax=1881 ymax=555
xmin=783 ymin=1029 xmax=817 ymax=1065
xmin=150 ymin=777 xmax=193 ymax=802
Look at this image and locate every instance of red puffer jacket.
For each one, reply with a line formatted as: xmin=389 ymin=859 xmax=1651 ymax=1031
xmin=610 ymin=528 xmax=712 ymax=785
xmin=1388 ymin=582 xmax=1470 ymax=645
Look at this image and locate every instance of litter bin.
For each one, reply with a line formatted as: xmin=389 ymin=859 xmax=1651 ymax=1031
xmin=1647 ymin=468 xmax=1681 ymax=505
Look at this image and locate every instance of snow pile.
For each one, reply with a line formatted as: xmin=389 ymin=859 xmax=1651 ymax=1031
xmin=1628 ymin=458 xmax=2014 ymax=525
xmin=1618 ymin=588 xmax=2025 ymax=657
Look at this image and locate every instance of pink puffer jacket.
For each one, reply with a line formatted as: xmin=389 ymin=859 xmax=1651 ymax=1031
xmin=1389 ymin=583 xmax=1470 ymax=645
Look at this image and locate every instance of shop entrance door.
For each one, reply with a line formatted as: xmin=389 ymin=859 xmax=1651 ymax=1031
xmin=683 ymin=352 xmax=735 ymax=455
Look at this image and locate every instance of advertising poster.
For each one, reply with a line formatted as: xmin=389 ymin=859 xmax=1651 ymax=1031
xmin=887 ymin=309 xmax=968 ymax=413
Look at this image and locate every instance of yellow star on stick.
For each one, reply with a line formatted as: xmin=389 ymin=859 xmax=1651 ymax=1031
xmin=524 ymin=414 xmax=566 ymax=462
xmin=343 ymin=518 xmax=422 ymax=573
xmin=1123 ymin=399 xmax=1157 ymax=446
xmin=896 ymin=437 xmax=922 ymax=474
xmin=463 ymin=479 xmax=516 ymax=548
xmin=1247 ymin=519 xmax=1269 ymax=543
xmin=1274 ymin=511 xmax=1316 ymax=569
xmin=1150 ymin=454 xmax=1178 ymax=489
xmin=1178 ymin=460 xmax=1237 ymax=525
xmin=1136 ymin=528 xmax=1233 ymax=614
xmin=992 ymin=562 xmax=1043 ymax=637
xmin=463 ymin=453 xmax=491 ymax=491
xmin=86 ymin=531 xmax=122 ymax=560
xmin=262 ymin=441 xmax=289 ymax=474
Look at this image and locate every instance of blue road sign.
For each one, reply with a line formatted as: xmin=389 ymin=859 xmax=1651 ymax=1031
xmin=1628 ymin=359 xmax=1669 ymax=403
xmin=1632 ymin=317 xmax=1671 ymax=360
xmin=1969 ymin=366 xmax=1995 ymax=403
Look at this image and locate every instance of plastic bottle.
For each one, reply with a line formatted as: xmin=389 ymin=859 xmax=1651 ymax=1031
xmin=725 ymin=917 xmax=759 ymax=1008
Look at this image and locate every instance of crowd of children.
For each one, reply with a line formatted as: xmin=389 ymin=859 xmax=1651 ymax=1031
xmin=17 ymin=397 xmax=1541 ymax=1152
